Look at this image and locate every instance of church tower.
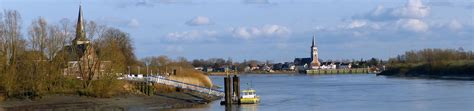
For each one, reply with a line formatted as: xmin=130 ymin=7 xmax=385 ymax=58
xmin=72 ymin=4 xmax=89 ymax=45
xmin=310 ymin=35 xmax=320 ymax=69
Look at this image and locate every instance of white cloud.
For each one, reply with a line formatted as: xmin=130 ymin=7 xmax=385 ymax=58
xmin=349 ymin=0 xmax=432 ymax=33
xmin=347 ymin=20 xmax=367 ymax=29
xmin=98 ymin=16 xmax=140 ymax=28
xmin=371 ymin=5 xmax=386 ymax=17
xmin=186 ymin=16 xmax=212 ymax=26
xmin=370 ymin=23 xmax=382 ymax=30
xmin=427 ymin=0 xmax=454 ymax=7
xmin=229 ymin=25 xmax=291 ymax=39
xmin=397 ymin=19 xmax=428 ymax=32
xmin=448 ymin=20 xmax=463 ymax=31
xmin=354 ymin=0 xmax=430 ymax=21
xmin=165 ymin=30 xmax=218 ymax=41
xmin=128 ymin=19 xmax=140 ymax=28
xmin=391 ymin=0 xmax=430 ymax=19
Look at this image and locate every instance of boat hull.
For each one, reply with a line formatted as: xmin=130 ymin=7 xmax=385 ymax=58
xmin=240 ymin=97 xmax=260 ymax=104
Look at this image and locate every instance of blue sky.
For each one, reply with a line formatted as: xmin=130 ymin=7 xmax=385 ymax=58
xmin=1 ymin=0 xmax=473 ymax=62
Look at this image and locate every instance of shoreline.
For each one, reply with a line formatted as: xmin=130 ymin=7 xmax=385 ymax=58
xmin=377 ymin=74 xmax=474 ymax=81
xmin=377 ymin=61 xmax=474 ymax=81
xmin=0 ymin=91 xmax=221 ymax=110
xmin=206 ymin=71 xmax=298 ymax=76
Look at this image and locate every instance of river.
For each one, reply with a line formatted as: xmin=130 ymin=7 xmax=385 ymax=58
xmin=171 ymin=74 xmax=474 ymax=111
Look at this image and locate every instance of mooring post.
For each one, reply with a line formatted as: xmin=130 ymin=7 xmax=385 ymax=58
xmin=224 ymin=76 xmax=228 ymax=105
xmin=233 ymin=75 xmax=240 ymax=104
xmin=227 ymin=75 xmax=233 ymax=105
xmin=224 ymin=76 xmax=232 ymax=105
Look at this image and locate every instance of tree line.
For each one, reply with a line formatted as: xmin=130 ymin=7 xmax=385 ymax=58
xmin=388 ymin=48 xmax=474 ymax=64
xmin=380 ymin=48 xmax=474 ymax=77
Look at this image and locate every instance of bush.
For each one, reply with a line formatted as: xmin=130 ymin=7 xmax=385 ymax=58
xmin=169 ymin=69 xmax=213 ymax=88
xmin=380 ymin=60 xmax=474 ymax=77
xmin=154 ymin=84 xmax=176 ymax=93
xmin=85 ymin=75 xmax=125 ymax=98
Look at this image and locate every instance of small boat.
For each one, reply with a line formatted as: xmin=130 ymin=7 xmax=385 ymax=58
xmin=240 ymin=89 xmax=260 ymax=104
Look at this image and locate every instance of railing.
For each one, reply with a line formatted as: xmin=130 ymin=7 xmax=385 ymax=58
xmin=125 ymin=76 xmax=224 ymax=97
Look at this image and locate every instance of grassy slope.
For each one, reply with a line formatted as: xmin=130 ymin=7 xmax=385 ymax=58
xmin=168 ymin=69 xmax=213 ymax=88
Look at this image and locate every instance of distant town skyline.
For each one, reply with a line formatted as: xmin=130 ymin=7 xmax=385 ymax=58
xmin=1 ymin=0 xmax=473 ymax=62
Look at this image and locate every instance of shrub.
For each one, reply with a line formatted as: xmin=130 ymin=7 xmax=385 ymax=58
xmin=87 ymin=75 xmax=125 ymax=98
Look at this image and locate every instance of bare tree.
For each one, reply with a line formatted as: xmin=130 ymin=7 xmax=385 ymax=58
xmin=0 ymin=10 xmax=26 ymax=96
xmin=85 ymin=21 xmax=106 ymax=41
xmin=26 ymin=17 xmax=50 ymax=96
xmin=0 ymin=12 xmax=6 ymax=70
xmin=28 ymin=17 xmax=48 ymax=58
xmin=59 ymin=18 xmax=73 ymax=44
xmin=157 ymin=56 xmax=170 ymax=67
xmin=3 ymin=10 xmax=23 ymax=65
xmin=46 ymin=25 xmax=67 ymax=60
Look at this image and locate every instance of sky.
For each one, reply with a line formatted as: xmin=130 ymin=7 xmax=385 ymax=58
xmin=1 ymin=0 xmax=473 ymax=62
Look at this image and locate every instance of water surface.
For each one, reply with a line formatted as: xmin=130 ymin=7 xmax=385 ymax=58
xmin=173 ymin=74 xmax=474 ymax=111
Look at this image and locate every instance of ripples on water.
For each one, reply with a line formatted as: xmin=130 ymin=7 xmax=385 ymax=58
xmin=173 ymin=74 xmax=474 ymax=111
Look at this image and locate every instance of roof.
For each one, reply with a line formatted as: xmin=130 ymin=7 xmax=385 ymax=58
xmin=321 ymin=62 xmax=334 ymax=65
xmin=294 ymin=58 xmax=312 ymax=66
xmin=73 ymin=4 xmax=88 ymax=42
xmin=62 ymin=44 xmax=90 ymax=61
xmin=341 ymin=63 xmax=351 ymax=65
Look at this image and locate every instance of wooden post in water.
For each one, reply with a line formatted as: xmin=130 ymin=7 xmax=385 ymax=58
xmin=227 ymin=75 xmax=233 ymax=105
xmin=224 ymin=77 xmax=228 ymax=104
xmin=233 ymin=75 xmax=240 ymax=104
xmin=223 ymin=75 xmax=232 ymax=105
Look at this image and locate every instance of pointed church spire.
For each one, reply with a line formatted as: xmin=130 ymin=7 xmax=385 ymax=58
xmin=310 ymin=34 xmax=320 ymax=69
xmin=74 ymin=3 xmax=87 ymax=44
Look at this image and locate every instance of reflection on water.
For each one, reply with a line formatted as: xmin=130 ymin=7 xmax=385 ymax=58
xmin=216 ymin=104 xmax=258 ymax=111
xmin=224 ymin=104 xmax=258 ymax=111
xmin=238 ymin=104 xmax=258 ymax=111
xmin=173 ymin=74 xmax=474 ymax=111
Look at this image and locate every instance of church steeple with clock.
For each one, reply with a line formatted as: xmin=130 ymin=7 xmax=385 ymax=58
xmin=310 ymin=35 xmax=320 ymax=69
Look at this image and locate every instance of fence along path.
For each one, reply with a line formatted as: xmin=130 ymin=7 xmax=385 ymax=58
xmin=126 ymin=76 xmax=224 ymax=97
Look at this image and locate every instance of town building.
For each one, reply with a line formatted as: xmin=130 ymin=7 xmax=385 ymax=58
xmin=60 ymin=4 xmax=109 ymax=79
xmin=294 ymin=35 xmax=320 ymax=70
xmin=320 ymin=62 xmax=337 ymax=69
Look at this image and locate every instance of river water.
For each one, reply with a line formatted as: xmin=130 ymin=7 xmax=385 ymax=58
xmin=172 ymin=74 xmax=474 ymax=111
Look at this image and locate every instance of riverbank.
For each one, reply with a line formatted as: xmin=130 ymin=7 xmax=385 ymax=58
xmin=0 ymin=90 xmax=221 ymax=110
xmin=377 ymin=61 xmax=474 ymax=80
xmin=306 ymin=68 xmax=369 ymax=74
xmin=206 ymin=71 xmax=297 ymax=76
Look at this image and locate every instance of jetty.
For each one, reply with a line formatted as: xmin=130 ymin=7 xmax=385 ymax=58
xmin=124 ymin=75 xmax=224 ymax=97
